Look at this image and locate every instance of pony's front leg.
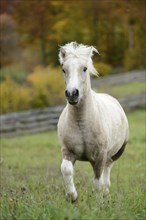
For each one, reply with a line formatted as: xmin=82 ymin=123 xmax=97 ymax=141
xmin=92 ymin=152 xmax=107 ymax=197
xmin=61 ymin=158 xmax=77 ymax=202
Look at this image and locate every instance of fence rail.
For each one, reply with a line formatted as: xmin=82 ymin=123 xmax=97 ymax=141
xmin=1 ymin=70 xmax=145 ymax=137
xmin=91 ymin=70 xmax=145 ymax=87
xmin=0 ymin=93 xmax=145 ymax=138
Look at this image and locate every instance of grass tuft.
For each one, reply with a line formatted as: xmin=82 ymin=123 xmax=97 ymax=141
xmin=0 ymin=110 xmax=145 ymax=220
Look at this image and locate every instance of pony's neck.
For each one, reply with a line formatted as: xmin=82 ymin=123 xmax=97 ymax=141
xmin=68 ymin=73 xmax=93 ymax=119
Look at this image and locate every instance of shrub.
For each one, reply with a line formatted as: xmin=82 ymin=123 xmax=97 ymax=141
xmin=0 ymin=65 xmax=67 ymax=113
xmin=0 ymin=77 xmax=31 ymax=113
xmin=124 ymin=47 xmax=145 ymax=71
xmin=0 ymin=14 xmax=20 ymax=67
xmin=0 ymin=63 xmax=28 ymax=83
xmin=27 ymin=65 xmax=65 ymax=108
xmin=94 ymin=62 xmax=112 ymax=76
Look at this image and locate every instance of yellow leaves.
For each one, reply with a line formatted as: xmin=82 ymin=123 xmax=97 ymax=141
xmin=27 ymin=65 xmax=65 ymax=107
xmin=27 ymin=65 xmax=64 ymax=92
xmin=0 ymin=77 xmax=31 ymax=113
xmin=0 ymin=62 xmax=114 ymax=113
xmin=0 ymin=65 xmax=65 ymax=113
xmin=27 ymin=66 xmax=49 ymax=88
xmin=94 ymin=62 xmax=112 ymax=76
xmin=52 ymin=19 xmax=68 ymax=41
xmin=54 ymin=20 xmax=68 ymax=30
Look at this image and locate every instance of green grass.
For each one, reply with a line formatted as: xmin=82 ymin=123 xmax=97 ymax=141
xmin=97 ymin=82 xmax=145 ymax=99
xmin=0 ymin=110 xmax=145 ymax=220
xmin=0 ymin=64 xmax=28 ymax=83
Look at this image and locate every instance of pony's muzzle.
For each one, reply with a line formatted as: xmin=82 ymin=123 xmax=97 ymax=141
xmin=65 ymin=89 xmax=79 ymax=105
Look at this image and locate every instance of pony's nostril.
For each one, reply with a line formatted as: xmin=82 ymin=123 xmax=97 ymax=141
xmin=66 ymin=89 xmax=79 ymax=98
xmin=65 ymin=90 xmax=69 ymax=98
xmin=73 ymin=89 xmax=79 ymax=97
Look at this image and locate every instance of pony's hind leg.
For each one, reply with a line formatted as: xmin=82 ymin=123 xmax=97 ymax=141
xmin=92 ymin=152 xmax=107 ymax=196
xmin=102 ymin=163 xmax=113 ymax=197
xmin=61 ymin=158 xmax=77 ymax=202
xmin=93 ymin=164 xmax=113 ymax=206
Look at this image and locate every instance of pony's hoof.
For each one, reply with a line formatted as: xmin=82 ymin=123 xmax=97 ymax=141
xmin=66 ymin=191 xmax=78 ymax=203
xmin=103 ymin=188 xmax=110 ymax=198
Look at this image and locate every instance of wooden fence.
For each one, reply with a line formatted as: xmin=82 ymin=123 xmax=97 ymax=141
xmin=91 ymin=70 xmax=145 ymax=87
xmin=0 ymin=70 xmax=145 ymax=137
xmin=0 ymin=106 xmax=64 ymax=137
xmin=0 ymin=93 xmax=145 ymax=138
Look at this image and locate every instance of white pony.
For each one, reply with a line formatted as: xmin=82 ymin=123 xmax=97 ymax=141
xmin=58 ymin=42 xmax=129 ymax=202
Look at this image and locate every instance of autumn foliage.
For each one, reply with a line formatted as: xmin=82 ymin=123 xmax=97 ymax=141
xmin=27 ymin=66 xmax=65 ymax=108
xmin=0 ymin=77 xmax=31 ymax=113
xmin=0 ymin=66 xmax=65 ymax=113
xmin=0 ymin=0 xmax=145 ymax=113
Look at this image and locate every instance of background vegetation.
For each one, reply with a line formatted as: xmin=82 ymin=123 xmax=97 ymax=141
xmin=0 ymin=109 xmax=145 ymax=220
xmin=0 ymin=2 xmax=145 ymax=219
xmin=0 ymin=0 xmax=145 ymax=113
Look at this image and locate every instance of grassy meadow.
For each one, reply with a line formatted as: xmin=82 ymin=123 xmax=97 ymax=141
xmin=97 ymin=81 xmax=145 ymax=99
xmin=0 ymin=109 xmax=145 ymax=220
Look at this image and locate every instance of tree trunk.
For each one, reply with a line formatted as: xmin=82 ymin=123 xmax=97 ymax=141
xmin=40 ymin=38 xmax=48 ymax=66
xmin=128 ymin=21 xmax=134 ymax=49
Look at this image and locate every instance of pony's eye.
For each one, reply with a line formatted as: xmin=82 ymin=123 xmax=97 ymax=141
xmin=62 ymin=69 xmax=66 ymax=73
xmin=83 ymin=67 xmax=87 ymax=72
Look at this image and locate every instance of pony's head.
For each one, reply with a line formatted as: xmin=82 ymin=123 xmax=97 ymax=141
xmin=59 ymin=42 xmax=99 ymax=105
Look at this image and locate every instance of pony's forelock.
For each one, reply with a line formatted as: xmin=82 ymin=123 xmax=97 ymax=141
xmin=59 ymin=42 xmax=99 ymax=76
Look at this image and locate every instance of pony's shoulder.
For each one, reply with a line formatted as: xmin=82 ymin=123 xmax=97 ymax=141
xmin=58 ymin=105 xmax=68 ymax=126
xmin=93 ymin=91 xmax=122 ymax=109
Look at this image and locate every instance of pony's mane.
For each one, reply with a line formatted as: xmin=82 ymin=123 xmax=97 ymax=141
xmin=59 ymin=42 xmax=99 ymax=76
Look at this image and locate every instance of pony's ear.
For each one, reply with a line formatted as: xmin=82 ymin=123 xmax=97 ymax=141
xmin=88 ymin=46 xmax=100 ymax=76
xmin=59 ymin=47 xmax=66 ymax=65
xmin=90 ymin=46 xmax=100 ymax=58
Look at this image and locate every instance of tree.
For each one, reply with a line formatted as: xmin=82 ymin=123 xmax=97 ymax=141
xmin=2 ymin=0 xmax=145 ymax=69
xmin=14 ymin=0 xmax=64 ymax=66
xmin=79 ymin=0 xmax=145 ymax=68
xmin=0 ymin=13 xmax=20 ymax=67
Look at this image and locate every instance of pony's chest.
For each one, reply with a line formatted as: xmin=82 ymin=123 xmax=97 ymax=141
xmin=64 ymin=122 xmax=98 ymax=159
